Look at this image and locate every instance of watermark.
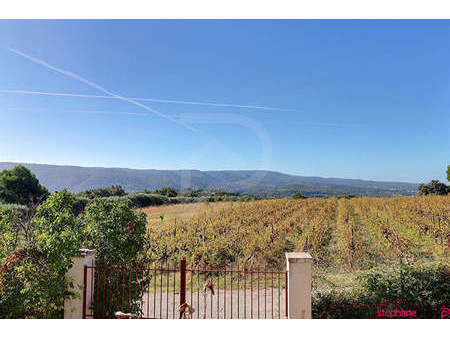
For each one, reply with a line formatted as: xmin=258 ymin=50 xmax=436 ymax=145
xmin=377 ymin=309 xmax=417 ymax=318
xmin=324 ymin=299 xmax=449 ymax=319
xmin=441 ymin=308 xmax=450 ymax=319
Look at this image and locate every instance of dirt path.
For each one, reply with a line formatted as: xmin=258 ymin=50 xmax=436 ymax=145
xmin=141 ymin=288 xmax=286 ymax=319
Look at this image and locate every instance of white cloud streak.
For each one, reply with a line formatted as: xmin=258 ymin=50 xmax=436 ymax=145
xmin=0 ymin=44 xmax=198 ymax=132
xmin=0 ymin=89 xmax=298 ymax=112
xmin=4 ymin=106 xmax=151 ymax=117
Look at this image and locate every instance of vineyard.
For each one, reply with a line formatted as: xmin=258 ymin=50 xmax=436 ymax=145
xmin=144 ymin=196 xmax=449 ymax=272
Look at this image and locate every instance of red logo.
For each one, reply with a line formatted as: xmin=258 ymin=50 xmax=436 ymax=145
xmin=441 ymin=308 xmax=450 ymax=319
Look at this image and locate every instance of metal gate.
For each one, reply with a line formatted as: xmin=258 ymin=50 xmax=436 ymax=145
xmin=82 ymin=257 xmax=288 ymax=319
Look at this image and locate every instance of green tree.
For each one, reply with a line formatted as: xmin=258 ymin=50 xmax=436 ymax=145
xmin=292 ymin=192 xmax=307 ymax=199
xmin=155 ymin=187 xmax=178 ymax=197
xmin=447 ymin=165 xmax=450 ymax=182
xmin=418 ymin=180 xmax=448 ymax=196
xmin=0 ymin=166 xmax=49 ymax=205
xmin=78 ymin=185 xmax=126 ymax=199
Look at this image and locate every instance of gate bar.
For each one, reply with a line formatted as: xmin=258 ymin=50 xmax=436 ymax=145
xmin=180 ymin=257 xmax=186 ymax=309
xmin=82 ymin=265 xmax=87 ymax=319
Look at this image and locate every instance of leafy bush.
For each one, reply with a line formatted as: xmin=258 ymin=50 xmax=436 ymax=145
xmin=0 ymin=183 xmax=154 ymax=318
xmin=73 ymin=196 xmax=89 ymax=216
xmin=127 ymin=193 xmax=170 ymax=208
xmin=84 ymin=199 xmax=148 ymax=317
xmin=0 ymin=191 xmax=83 ymax=318
xmin=33 ymin=190 xmax=84 ymax=270
xmin=0 ymin=246 xmax=68 ymax=318
xmin=0 ymin=203 xmax=28 ymax=217
xmin=84 ymin=199 xmax=146 ymax=264
xmin=101 ymin=193 xmax=171 ymax=208
xmin=168 ymin=196 xmax=199 ymax=204
xmin=313 ymin=262 xmax=450 ymax=318
xmin=0 ymin=209 xmax=23 ymax=265
xmin=100 ymin=193 xmax=202 ymax=208
xmin=418 ymin=180 xmax=448 ymax=196
xmin=77 ymin=185 xmax=126 ymax=199
xmin=155 ymin=187 xmax=178 ymax=197
xmin=292 ymin=192 xmax=307 ymax=199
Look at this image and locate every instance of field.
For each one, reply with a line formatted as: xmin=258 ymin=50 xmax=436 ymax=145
xmin=137 ymin=202 xmax=230 ymax=227
xmin=142 ymin=196 xmax=449 ymax=274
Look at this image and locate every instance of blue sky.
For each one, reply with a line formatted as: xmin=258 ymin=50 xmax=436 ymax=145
xmin=0 ymin=20 xmax=448 ymax=183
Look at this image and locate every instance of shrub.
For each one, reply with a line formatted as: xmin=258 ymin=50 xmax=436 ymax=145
xmin=73 ymin=196 xmax=89 ymax=216
xmin=0 ymin=190 xmax=153 ymax=318
xmin=0 ymin=203 xmax=28 ymax=217
xmin=84 ymin=199 xmax=148 ymax=317
xmin=418 ymin=180 xmax=448 ymax=196
xmin=155 ymin=187 xmax=178 ymax=197
xmin=0 ymin=191 xmax=83 ymax=318
xmin=101 ymin=193 xmax=177 ymax=208
xmin=0 ymin=209 xmax=22 ymax=265
xmin=127 ymin=193 xmax=169 ymax=208
xmin=292 ymin=192 xmax=307 ymax=199
xmin=0 ymin=246 xmax=66 ymax=318
xmin=167 ymin=196 xmax=202 ymax=204
xmin=313 ymin=262 xmax=450 ymax=318
xmin=77 ymin=185 xmax=126 ymax=199
xmin=84 ymin=199 xmax=146 ymax=264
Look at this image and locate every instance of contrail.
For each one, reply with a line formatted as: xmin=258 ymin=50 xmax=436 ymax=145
xmin=0 ymin=43 xmax=198 ymax=132
xmin=0 ymin=89 xmax=297 ymax=112
xmin=5 ymin=106 xmax=152 ymax=117
xmin=6 ymin=105 xmax=365 ymax=128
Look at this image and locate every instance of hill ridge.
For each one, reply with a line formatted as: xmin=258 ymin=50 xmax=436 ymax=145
xmin=0 ymin=162 xmax=419 ymax=197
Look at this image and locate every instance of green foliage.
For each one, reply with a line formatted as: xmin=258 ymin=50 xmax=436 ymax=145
xmin=0 ymin=191 xmax=83 ymax=318
xmin=33 ymin=190 xmax=84 ymax=269
xmin=0 ymin=165 xmax=49 ymax=205
xmin=73 ymin=196 xmax=90 ymax=216
xmin=84 ymin=199 xmax=146 ymax=264
xmin=102 ymin=193 xmax=170 ymax=208
xmin=292 ymin=192 xmax=307 ymax=199
xmin=77 ymin=185 xmax=126 ymax=199
xmin=337 ymin=194 xmax=357 ymax=199
xmin=0 ymin=209 xmax=22 ymax=264
xmin=77 ymin=186 xmax=256 ymax=209
xmin=0 ymin=246 xmax=74 ymax=318
xmin=155 ymin=187 xmax=178 ymax=197
xmin=84 ymin=199 xmax=148 ymax=317
xmin=100 ymin=193 xmax=205 ymax=208
xmin=0 ymin=185 xmax=152 ymax=318
xmin=313 ymin=262 xmax=450 ymax=318
xmin=128 ymin=193 xmax=170 ymax=208
xmin=182 ymin=189 xmax=202 ymax=197
xmin=0 ymin=203 xmax=28 ymax=217
xmin=447 ymin=165 xmax=450 ymax=182
xmin=418 ymin=180 xmax=448 ymax=196
xmin=205 ymin=191 xmax=254 ymax=202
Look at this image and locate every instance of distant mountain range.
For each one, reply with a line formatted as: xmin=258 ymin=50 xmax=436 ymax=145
xmin=0 ymin=162 xmax=419 ymax=197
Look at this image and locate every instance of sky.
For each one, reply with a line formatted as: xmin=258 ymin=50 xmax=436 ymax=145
xmin=0 ymin=20 xmax=448 ymax=183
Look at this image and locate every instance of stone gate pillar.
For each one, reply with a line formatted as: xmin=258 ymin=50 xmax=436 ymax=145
xmin=285 ymin=252 xmax=312 ymax=319
xmin=64 ymin=249 xmax=96 ymax=319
